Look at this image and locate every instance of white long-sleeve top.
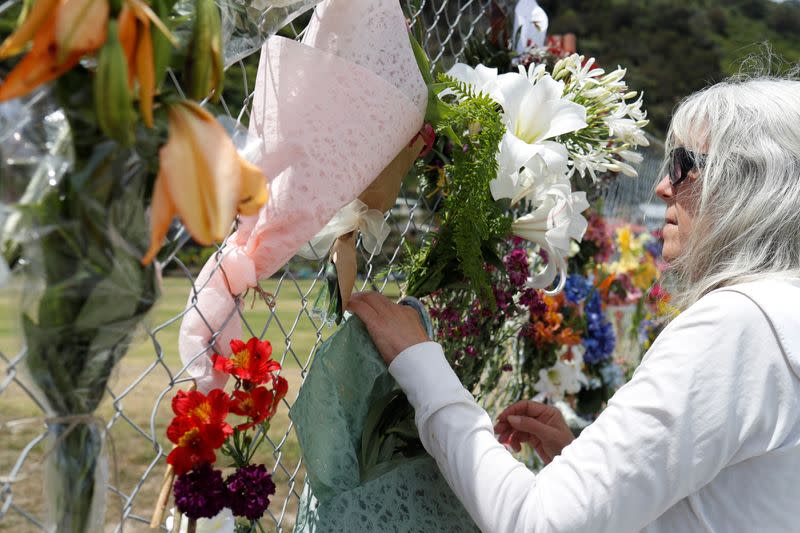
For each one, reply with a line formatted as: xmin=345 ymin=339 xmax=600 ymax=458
xmin=388 ymin=280 xmax=800 ymax=532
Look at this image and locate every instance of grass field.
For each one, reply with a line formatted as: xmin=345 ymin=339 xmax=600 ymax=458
xmin=0 ymin=276 xmax=399 ymax=532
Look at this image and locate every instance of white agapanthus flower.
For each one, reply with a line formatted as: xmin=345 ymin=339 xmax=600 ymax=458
xmin=534 ymin=346 xmax=588 ymax=400
xmin=605 ymin=114 xmax=649 ymax=147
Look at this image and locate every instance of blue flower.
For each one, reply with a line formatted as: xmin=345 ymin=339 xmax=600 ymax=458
xmin=583 ymin=292 xmax=615 ymax=364
xmin=564 ymin=274 xmax=592 ymax=304
xmin=599 ymin=362 xmax=625 ymax=390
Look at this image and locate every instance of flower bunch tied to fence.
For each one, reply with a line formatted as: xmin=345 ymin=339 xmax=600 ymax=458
xmin=401 ymin=38 xmax=651 ymax=406
xmin=0 ymin=0 xmax=280 ymax=530
xmin=165 ymin=337 xmax=287 ymax=533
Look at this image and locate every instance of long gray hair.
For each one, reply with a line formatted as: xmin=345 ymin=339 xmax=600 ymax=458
xmin=664 ymin=71 xmax=800 ymax=310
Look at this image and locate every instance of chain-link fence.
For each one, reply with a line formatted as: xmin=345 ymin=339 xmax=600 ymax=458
xmin=0 ymin=1 xmax=518 ymax=531
xmin=0 ymin=1 xmax=667 ymax=530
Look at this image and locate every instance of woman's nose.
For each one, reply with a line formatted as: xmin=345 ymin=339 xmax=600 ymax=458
xmin=655 ymin=174 xmax=672 ymax=202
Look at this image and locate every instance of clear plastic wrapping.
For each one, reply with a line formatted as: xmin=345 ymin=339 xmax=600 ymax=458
xmin=13 ymin=137 xmax=159 ymax=531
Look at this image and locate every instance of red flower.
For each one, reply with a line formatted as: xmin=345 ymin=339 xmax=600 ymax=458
xmin=229 ymin=387 xmax=274 ymax=431
xmin=172 ymin=389 xmax=233 ymax=437
xmin=212 ymin=337 xmax=280 ymax=384
xmin=166 ymin=417 xmax=229 ymax=475
xmin=272 ymin=375 xmax=288 ymax=404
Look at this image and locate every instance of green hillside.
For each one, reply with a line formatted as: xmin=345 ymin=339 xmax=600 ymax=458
xmin=541 ymin=0 xmax=800 ymax=135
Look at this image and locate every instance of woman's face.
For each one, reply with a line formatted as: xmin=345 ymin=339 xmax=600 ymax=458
xmin=655 ymin=154 xmax=701 ymax=261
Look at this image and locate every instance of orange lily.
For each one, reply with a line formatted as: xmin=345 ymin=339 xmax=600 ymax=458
xmin=55 ymin=0 xmax=109 ymax=64
xmin=0 ymin=0 xmax=109 ymax=102
xmin=142 ymin=101 xmax=269 ymax=264
xmin=118 ymin=1 xmax=159 ymax=127
xmin=0 ymin=0 xmax=60 ymax=59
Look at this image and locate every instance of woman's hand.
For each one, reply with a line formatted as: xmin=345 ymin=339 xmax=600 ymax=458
xmin=347 ymin=292 xmax=430 ymax=365
xmin=494 ymin=400 xmax=575 ymax=464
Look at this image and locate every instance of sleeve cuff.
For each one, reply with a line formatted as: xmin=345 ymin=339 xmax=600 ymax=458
xmin=388 ymin=341 xmax=475 ymax=421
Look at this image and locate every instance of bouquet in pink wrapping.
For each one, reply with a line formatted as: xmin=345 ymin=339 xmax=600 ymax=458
xmin=179 ymin=0 xmax=428 ymax=392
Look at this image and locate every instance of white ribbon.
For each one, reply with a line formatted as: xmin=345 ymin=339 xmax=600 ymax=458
xmin=297 ymin=199 xmax=391 ymax=260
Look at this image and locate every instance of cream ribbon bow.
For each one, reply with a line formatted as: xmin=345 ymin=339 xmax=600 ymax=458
xmin=297 ymin=199 xmax=390 ymax=260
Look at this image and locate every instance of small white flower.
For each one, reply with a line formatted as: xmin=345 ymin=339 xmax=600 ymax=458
xmin=605 ymin=114 xmax=649 ymax=147
xmin=564 ymin=55 xmax=605 ymax=87
xmin=166 ymin=508 xmax=235 ymax=533
xmin=618 ymin=150 xmax=644 ymax=164
xmin=605 ymin=160 xmax=639 ymax=177
xmin=534 ymin=348 xmax=588 ymax=400
xmin=568 ymin=149 xmax=608 ymax=181
xmin=518 ymin=62 xmax=548 ymax=83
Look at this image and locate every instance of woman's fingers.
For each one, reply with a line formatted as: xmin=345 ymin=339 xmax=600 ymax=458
xmin=347 ymin=296 xmax=379 ymax=326
xmin=347 ymin=292 xmax=430 ymax=365
xmin=507 ymin=414 xmax=561 ymax=441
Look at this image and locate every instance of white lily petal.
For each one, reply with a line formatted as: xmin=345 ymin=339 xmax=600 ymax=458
xmin=541 ymin=100 xmax=588 ymax=139
xmin=492 ymin=72 xmax=531 ymax=121
xmin=489 ymin=171 xmax=522 ymax=203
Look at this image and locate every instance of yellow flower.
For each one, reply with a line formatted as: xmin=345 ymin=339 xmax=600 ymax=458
xmin=632 ymin=256 xmax=659 ymax=290
xmin=142 ymin=101 xmax=269 ymax=264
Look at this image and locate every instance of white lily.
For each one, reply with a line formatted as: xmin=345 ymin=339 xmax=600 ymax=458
xmin=297 ymin=199 xmax=390 ymax=260
xmin=489 ymin=133 xmax=568 ymax=203
xmin=534 ymin=348 xmax=588 ymax=400
xmin=442 ymin=63 xmax=499 ymax=98
xmin=492 ymin=72 xmax=587 ymax=151
xmin=511 ymin=184 xmax=589 ymax=293
xmin=491 ymin=149 xmax=570 ymax=205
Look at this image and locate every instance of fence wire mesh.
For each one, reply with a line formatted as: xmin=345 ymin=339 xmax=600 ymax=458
xmin=0 ymin=1 xmax=666 ymax=530
xmin=0 ymin=1 xmax=513 ymax=531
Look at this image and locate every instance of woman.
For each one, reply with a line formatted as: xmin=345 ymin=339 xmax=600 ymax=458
xmin=348 ymin=75 xmax=800 ymax=532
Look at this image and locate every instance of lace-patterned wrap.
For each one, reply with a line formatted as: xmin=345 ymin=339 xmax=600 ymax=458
xmin=290 ymin=315 xmax=479 ymax=532
xmin=177 ymin=0 xmax=427 ymax=392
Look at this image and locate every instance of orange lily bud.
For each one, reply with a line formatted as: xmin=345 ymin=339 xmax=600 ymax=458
xmin=135 ymin=19 xmax=155 ymax=127
xmin=118 ymin=5 xmax=138 ymax=88
xmin=55 ymin=0 xmax=109 ymax=64
xmin=0 ymin=0 xmax=60 ymax=59
xmin=142 ymin=101 xmax=269 ymax=264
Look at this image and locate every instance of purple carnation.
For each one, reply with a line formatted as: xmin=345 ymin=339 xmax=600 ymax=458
xmin=226 ymin=464 xmax=276 ymax=520
xmin=174 ymin=464 xmax=227 ymax=520
xmin=503 ymin=247 xmax=530 ymax=288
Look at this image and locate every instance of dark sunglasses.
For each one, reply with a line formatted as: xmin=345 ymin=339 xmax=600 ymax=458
xmin=669 ymin=147 xmax=706 ymax=187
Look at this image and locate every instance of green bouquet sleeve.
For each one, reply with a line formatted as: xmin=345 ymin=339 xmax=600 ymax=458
xmin=289 ymin=310 xmax=479 ymax=532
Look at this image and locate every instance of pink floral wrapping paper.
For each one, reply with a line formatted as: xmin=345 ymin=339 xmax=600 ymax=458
xmin=179 ymin=0 xmax=427 ymax=392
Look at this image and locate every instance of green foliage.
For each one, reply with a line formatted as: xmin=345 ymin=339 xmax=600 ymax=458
xmin=405 ymin=78 xmax=511 ymax=304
